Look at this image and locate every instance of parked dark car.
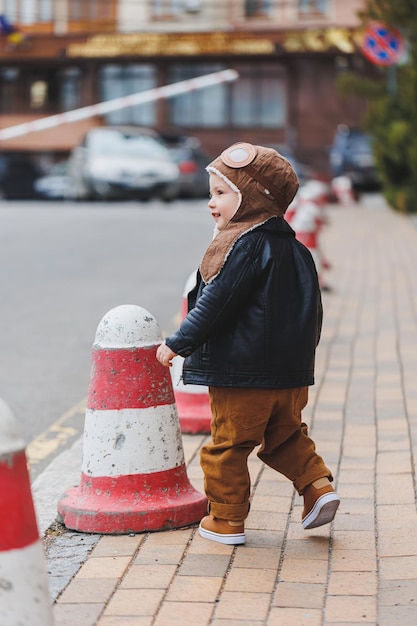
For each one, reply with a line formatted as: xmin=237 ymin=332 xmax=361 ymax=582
xmin=329 ymin=125 xmax=380 ymax=189
xmin=0 ymin=154 xmax=41 ymax=199
xmin=160 ymin=134 xmax=212 ymax=198
xmin=67 ymin=126 xmax=180 ymax=201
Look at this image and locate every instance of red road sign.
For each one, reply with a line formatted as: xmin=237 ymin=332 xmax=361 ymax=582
xmin=362 ymin=22 xmax=405 ymax=66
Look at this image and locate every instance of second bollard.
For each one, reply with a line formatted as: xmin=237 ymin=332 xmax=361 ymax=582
xmin=170 ymin=271 xmax=212 ymax=434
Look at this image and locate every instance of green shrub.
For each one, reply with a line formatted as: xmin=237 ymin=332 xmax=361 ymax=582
xmin=383 ymin=186 xmax=417 ymax=213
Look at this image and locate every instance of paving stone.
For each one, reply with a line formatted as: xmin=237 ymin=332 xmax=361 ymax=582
xmin=331 ymin=549 xmax=377 ymax=572
xmin=224 ymin=567 xmax=277 ymax=593
xmin=214 ymin=591 xmax=271 ymax=621
xmin=325 ymin=595 xmax=376 ymax=623
xmin=210 ymin=619 xmax=265 ymax=626
xmin=232 ymin=546 xmax=281 ymax=569
xmin=267 ymin=607 xmax=322 ymax=625
xmin=178 ymin=553 xmax=231 ymax=577
xmin=327 ymin=571 xmax=377 ymax=596
xmin=97 ymin=618 xmax=152 ymax=626
xmin=53 ymin=603 xmax=104 ymax=626
xmin=153 ymin=601 xmax=214 ymax=626
xmin=378 ymin=605 xmax=417 ymax=626
xmin=164 ymin=575 xmax=222 ymax=602
xmin=132 ymin=543 xmax=187 ymax=565
xmin=57 ymin=578 xmax=119 ymax=604
xmin=74 ymin=556 xmax=132 ymax=579
xmin=377 ymin=533 xmax=417 ymax=558
xmin=273 ymin=581 xmax=325 ymax=609
xmin=119 ymin=563 xmax=177 ymax=589
xmin=103 ymin=588 xmax=165 ymax=617
xmin=379 ymin=556 xmax=417 ymax=581
xmin=379 ymin=579 xmax=417 ymax=606
xmin=279 ymin=557 xmax=329 ymax=584
xmin=91 ymin=534 xmax=145 ymax=557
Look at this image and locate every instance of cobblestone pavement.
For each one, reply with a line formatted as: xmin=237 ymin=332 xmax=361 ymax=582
xmin=41 ymin=195 xmax=417 ymax=626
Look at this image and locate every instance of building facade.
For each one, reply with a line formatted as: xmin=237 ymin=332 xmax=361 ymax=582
xmin=0 ymin=0 xmax=378 ymax=175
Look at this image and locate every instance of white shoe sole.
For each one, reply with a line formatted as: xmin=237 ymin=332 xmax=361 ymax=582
xmin=198 ymin=522 xmax=246 ymax=545
xmin=302 ymin=492 xmax=340 ymax=529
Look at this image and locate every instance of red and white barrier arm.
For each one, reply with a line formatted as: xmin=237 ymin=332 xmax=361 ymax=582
xmin=0 ymin=69 xmax=239 ymax=141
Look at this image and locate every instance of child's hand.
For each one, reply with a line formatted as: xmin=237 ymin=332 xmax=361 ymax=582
xmin=156 ymin=342 xmax=177 ymax=367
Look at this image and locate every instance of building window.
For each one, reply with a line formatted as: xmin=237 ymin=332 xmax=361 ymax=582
xmin=169 ymin=64 xmax=227 ymax=127
xmin=168 ymin=64 xmax=286 ymax=129
xmin=3 ymin=0 xmax=53 ymax=23
xmin=66 ymin=0 xmax=115 ymax=32
xmin=0 ymin=67 xmax=63 ymax=113
xmin=99 ymin=64 xmax=156 ymax=126
xmin=68 ymin=0 xmax=114 ymax=20
xmin=245 ymin=1 xmax=271 ymax=18
xmin=59 ymin=67 xmax=82 ymax=112
xmin=231 ymin=65 xmax=286 ymax=128
xmin=26 ymin=70 xmax=59 ymax=112
xmin=39 ymin=0 xmax=53 ymax=21
xmin=0 ymin=67 xmax=19 ymax=113
xmin=298 ymin=0 xmax=328 ymax=17
xmin=183 ymin=0 xmax=202 ymax=13
xmin=151 ymin=0 xmax=202 ymax=18
xmin=151 ymin=1 xmax=182 ymax=18
xmin=30 ymin=80 xmax=48 ymax=108
xmin=3 ymin=0 xmax=16 ymax=22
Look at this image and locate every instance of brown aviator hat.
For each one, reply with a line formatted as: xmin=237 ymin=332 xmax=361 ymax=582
xmin=200 ymin=142 xmax=299 ymax=282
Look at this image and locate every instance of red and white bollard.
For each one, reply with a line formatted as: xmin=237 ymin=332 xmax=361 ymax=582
xmin=57 ymin=304 xmax=207 ymax=534
xmin=171 ymin=272 xmax=212 ymax=434
xmin=286 ymin=180 xmax=331 ymax=289
xmin=0 ymin=398 xmax=54 ymax=626
xmin=331 ymin=175 xmax=355 ymax=205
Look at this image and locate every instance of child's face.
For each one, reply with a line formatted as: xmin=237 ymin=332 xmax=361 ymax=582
xmin=208 ymin=173 xmax=240 ymax=231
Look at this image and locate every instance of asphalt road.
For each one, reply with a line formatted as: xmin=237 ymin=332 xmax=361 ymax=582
xmin=0 ymin=198 xmax=212 ymax=472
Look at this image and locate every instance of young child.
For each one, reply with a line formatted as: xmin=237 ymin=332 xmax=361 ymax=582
xmin=156 ymin=142 xmax=340 ymax=545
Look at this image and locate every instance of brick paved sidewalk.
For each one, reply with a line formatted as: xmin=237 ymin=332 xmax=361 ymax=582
xmin=51 ymin=195 xmax=417 ymax=626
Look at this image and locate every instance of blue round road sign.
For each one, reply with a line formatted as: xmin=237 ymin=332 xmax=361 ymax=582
xmin=362 ymin=22 xmax=404 ymax=66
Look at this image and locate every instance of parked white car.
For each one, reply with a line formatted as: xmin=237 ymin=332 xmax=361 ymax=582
xmin=67 ymin=126 xmax=180 ymax=201
xmin=34 ymin=160 xmax=72 ymax=200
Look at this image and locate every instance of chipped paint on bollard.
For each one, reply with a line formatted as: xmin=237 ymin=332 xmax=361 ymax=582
xmin=57 ymin=304 xmax=207 ymax=534
xmin=0 ymin=398 xmax=54 ymax=626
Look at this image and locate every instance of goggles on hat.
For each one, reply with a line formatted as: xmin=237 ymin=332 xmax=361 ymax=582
xmin=221 ymin=142 xmax=257 ymax=168
xmin=220 ymin=142 xmax=285 ymax=205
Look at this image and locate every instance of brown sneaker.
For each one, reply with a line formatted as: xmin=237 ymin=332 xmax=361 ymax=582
xmin=302 ymin=483 xmax=340 ymax=529
xmin=198 ymin=515 xmax=245 ymax=545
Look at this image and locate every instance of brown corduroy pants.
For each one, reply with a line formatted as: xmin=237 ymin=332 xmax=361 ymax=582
xmin=200 ymin=386 xmax=332 ymax=521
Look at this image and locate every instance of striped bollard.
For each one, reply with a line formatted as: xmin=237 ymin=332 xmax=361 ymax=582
xmin=57 ymin=304 xmax=207 ymax=534
xmin=331 ymin=175 xmax=355 ymax=205
xmin=0 ymin=398 xmax=54 ymax=626
xmin=171 ymin=271 xmax=212 ymax=434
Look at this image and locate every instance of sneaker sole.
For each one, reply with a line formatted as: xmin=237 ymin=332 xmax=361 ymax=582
xmin=302 ymin=493 xmax=340 ymax=530
xmin=198 ymin=522 xmax=246 ymax=545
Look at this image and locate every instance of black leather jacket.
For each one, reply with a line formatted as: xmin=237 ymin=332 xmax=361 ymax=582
xmin=166 ymin=217 xmax=322 ymax=389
